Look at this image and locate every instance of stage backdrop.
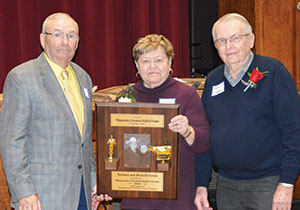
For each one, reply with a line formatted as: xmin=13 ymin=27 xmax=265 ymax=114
xmin=0 ymin=0 xmax=190 ymax=92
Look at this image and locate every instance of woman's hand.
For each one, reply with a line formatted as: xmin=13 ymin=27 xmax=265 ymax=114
xmin=92 ymin=185 xmax=113 ymax=210
xmin=168 ymin=114 xmax=189 ymax=136
xmin=168 ymin=115 xmax=195 ymax=145
xmin=92 ymin=186 xmax=113 ymax=202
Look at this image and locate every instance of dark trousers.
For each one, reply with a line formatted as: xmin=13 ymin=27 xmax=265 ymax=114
xmin=216 ymin=175 xmax=279 ymax=210
xmin=78 ymin=177 xmax=88 ymax=210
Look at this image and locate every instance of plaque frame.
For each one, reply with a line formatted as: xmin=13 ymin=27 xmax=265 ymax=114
xmin=95 ymin=102 xmax=180 ymax=199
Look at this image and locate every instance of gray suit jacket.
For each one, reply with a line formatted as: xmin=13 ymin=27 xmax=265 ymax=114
xmin=0 ymin=53 xmax=96 ymax=210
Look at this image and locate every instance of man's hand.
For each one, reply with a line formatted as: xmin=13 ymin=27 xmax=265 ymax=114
xmin=272 ymin=184 xmax=293 ymax=210
xmin=194 ymin=186 xmax=212 ymax=210
xmin=19 ymin=194 xmax=41 ymax=210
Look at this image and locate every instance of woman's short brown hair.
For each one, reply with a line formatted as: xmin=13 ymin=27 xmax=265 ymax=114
xmin=132 ymin=34 xmax=175 ymax=62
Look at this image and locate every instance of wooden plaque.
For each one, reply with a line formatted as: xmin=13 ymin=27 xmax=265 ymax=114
xmin=95 ymin=102 xmax=180 ymax=199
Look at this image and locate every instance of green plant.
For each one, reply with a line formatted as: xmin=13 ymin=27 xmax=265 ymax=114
xmin=117 ymin=85 xmax=136 ymax=102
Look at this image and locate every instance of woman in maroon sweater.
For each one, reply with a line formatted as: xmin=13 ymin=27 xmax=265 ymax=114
xmin=121 ymin=34 xmax=211 ymax=210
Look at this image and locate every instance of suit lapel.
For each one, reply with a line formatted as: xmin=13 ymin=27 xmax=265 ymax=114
xmin=37 ymin=53 xmax=81 ymax=139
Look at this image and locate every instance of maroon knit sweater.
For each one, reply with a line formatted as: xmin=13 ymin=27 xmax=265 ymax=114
xmin=122 ymin=76 xmax=210 ymax=210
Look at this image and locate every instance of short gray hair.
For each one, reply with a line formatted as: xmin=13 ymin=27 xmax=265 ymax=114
xmin=42 ymin=12 xmax=78 ymax=33
xmin=212 ymin=13 xmax=252 ymax=41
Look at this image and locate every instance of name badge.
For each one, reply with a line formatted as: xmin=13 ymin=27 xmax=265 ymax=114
xmin=211 ymin=81 xmax=224 ymax=97
xmin=84 ymin=88 xmax=90 ymax=98
xmin=159 ymin=98 xmax=176 ymax=104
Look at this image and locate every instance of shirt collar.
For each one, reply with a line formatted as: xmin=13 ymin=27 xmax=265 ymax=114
xmin=44 ymin=52 xmax=71 ymax=77
xmin=224 ymin=51 xmax=254 ymax=87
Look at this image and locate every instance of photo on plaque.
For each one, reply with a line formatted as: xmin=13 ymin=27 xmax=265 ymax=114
xmin=123 ymin=133 xmax=151 ymax=168
xmin=95 ymin=102 xmax=180 ymax=199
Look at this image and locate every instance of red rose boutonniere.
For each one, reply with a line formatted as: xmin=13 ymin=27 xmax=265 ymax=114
xmin=243 ymin=67 xmax=268 ymax=92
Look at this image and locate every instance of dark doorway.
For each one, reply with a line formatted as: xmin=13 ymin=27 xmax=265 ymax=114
xmin=189 ymin=0 xmax=220 ymax=78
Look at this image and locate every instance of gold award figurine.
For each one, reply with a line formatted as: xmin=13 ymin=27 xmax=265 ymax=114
xmin=148 ymin=145 xmax=172 ymax=171
xmin=105 ymin=135 xmax=119 ymax=170
xmin=107 ymin=135 xmax=116 ymax=162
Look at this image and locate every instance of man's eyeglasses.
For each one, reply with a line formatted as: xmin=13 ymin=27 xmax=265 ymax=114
xmin=43 ymin=31 xmax=78 ymax=41
xmin=214 ymin=34 xmax=250 ymax=47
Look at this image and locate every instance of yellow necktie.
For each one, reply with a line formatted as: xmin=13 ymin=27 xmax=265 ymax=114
xmin=61 ymin=70 xmax=84 ymax=136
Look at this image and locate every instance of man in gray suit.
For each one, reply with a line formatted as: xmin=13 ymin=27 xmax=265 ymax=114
xmin=0 ymin=13 xmax=109 ymax=210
